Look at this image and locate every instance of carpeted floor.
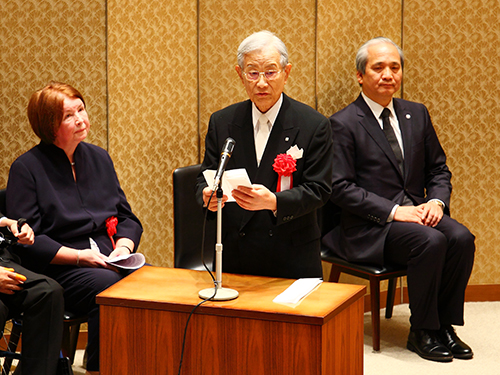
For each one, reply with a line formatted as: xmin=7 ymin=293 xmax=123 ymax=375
xmin=71 ymin=301 xmax=499 ymax=374
xmin=72 ymin=350 xmax=85 ymax=375
xmin=364 ymin=301 xmax=500 ymax=375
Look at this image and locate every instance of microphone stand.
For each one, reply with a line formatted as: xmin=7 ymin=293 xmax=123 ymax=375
xmin=198 ymin=183 xmax=239 ymax=301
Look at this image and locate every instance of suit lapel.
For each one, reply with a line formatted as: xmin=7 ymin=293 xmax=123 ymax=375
xmin=227 ymin=101 xmax=258 ymax=179
xmin=225 ymin=102 xmax=260 ymax=231
xmin=356 ymin=95 xmax=404 ymax=179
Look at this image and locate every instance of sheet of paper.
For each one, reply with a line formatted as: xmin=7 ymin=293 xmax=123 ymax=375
xmin=273 ymin=278 xmax=323 ymax=304
xmin=89 ymin=237 xmax=101 ymax=252
xmin=203 ymin=169 xmax=252 ymax=202
xmin=105 ymin=253 xmax=145 ymax=270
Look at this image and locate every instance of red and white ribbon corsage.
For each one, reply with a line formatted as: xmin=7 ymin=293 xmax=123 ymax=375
xmin=273 ymin=145 xmax=303 ymax=192
xmin=105 ymin=216 xmax=118 ymax=249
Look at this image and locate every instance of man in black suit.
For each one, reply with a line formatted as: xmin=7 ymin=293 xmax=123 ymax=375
xmin=324 ymin=37 xmax=475 ymax=362
xmin=0 ymin=215 xmax=64 ymax=374
xmin=196 ymin=30 xmax=333 ymax=279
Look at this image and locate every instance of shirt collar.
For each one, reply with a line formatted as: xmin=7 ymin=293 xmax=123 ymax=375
xmin=361 ymin=92 xmax=395 ymax=120
xmin=252 ymin=94 xmax=283 ymax=130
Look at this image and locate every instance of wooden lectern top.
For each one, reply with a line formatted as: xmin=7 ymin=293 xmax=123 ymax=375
xmin=97 ymin=266 xmax=365 ymax=326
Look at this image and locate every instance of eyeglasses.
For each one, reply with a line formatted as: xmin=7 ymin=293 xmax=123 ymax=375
xmin=243 ymin=70 xmax=283 ymax=81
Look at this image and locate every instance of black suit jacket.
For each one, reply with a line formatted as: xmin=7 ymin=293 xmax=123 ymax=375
xmin=196 ymin=94 xmax=333 ymax=278
xmin=6 ymin=142 xmax=143 ymax=275
xmin=324 ymin=94 xmax=451 ymax=266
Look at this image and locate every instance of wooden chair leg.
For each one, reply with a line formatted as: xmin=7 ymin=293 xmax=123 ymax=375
xmin=2 ymin=319 xmax=22 ymax=373
xmin=68 ymin=322 xmax=81 ymax=364
xmin=61 ymin=322 xmax=70 ymax=360
xmin=61 ymin=322 xmax=81 ymax=364
xmin=328 ymin=266 xmax=341 ymax=282
xmin=385 ymin=277 xmax=397 ymax=319
xmin=369 ymin=277 xmax=381 ymax=351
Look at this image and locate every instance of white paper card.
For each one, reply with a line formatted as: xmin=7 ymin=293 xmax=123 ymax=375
xmin=105 ymin=253 xmax=145 ymax=270
xmin=203 ymin=169 xmax=252 ymax=202
xmin=273 ymin=278 xmax=323 ymax=304
xmin=89 ymin=237 xmax=101 ymax=252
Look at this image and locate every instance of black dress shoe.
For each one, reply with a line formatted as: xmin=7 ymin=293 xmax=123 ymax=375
xmin=407 ymin=329 xmax=453 ymax=362
xmin=437 ymin=325 xmax=473 ymax=359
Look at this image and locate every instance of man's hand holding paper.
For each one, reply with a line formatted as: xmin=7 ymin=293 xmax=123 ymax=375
xmin=203 ymin=168 xmax=253 ymax=211
xmin=231 ymin=184 xmax=277 ymax=212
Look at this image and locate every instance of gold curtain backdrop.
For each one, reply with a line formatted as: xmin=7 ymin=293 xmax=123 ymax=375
xmin=1 ymin=0 xmax=499 ymax=286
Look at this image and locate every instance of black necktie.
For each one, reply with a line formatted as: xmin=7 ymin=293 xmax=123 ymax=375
xmin=381 ymin=108 xmax=404 ymax=174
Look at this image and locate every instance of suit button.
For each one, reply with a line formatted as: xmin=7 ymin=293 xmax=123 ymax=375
xmin=239 ymin=232 xmax=245 ymax=237
xmin=269 ymin=230 xmax=273 ymax=237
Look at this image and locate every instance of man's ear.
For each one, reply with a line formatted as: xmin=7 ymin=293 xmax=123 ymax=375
xmin=235 ymin=65 xmax=245 ymax=84
xmin=283 ymin=63 xmax=292 ymax=84
xmin=356 ymin=71 xmax=363 ymax=86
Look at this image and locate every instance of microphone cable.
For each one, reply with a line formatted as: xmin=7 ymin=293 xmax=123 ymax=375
xmin=177 ymin=188 xmax=217 ymax=375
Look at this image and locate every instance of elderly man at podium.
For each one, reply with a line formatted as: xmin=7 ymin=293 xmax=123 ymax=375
xmin=196 ymin=30 xmax=333 ymax=280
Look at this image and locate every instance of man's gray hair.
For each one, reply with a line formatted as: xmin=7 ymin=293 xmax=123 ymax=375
xmin=237 ymin=30 xmax=289 ymax=68
xmin=356 ymin=37 xmax=404 ymax=74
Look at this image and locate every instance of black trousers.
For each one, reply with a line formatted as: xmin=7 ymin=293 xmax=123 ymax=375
xmin=384 ymin=215 xmax=475 ymax=330
xmin=52 ymin=266 xmax=129 ymax=372
xmin=0 ymin=259 xmax=64 ymax=375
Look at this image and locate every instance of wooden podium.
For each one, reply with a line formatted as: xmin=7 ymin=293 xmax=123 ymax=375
xmin=97 ymin=266 xmax=365 ymax=375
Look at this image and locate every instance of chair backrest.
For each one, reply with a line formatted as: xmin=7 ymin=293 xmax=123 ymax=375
xmin=0 ymin=188 xmax=6 ymax=215
xmin=172 ymin=164 xmax=215 ymax=270
xmin=0 ymin=189 xmax=10 ymax=240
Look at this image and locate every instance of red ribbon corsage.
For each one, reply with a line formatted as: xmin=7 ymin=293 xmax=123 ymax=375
xmin=105 ymin=216 xmax=118 ymax=249
xmin=273 ymin=154 xmax=296 ymax=192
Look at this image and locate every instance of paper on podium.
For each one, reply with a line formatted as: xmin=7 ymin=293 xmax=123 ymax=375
xmin=273 ymin=278 xmax=323 ymax=304
xmin=203 ymin=169 xmax=252 ymax=201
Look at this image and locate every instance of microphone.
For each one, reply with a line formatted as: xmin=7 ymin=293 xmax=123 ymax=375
xmin=212 ymin=137 xmax=235 ymax=190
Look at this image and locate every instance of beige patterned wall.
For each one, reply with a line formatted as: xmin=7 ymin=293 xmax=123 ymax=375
xmin=107 ymin=0 xmax=198 ymax=267
xmin=317 ymin=0 xmax=402 ymax=115
xmin=198 ymin=0 xmax=317 ymax=150
xmin=2 ymin=0 xmax=499 ymax=285
xmin=0 ymin=0 xmax=107 ymax=190
xmin=403 ymin=0 xmax=500 ymax=284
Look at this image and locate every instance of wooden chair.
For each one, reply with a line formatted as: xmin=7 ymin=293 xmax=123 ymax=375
xmin=321 ymin=248 xmax=407 ymax=351
xmin=61 ymin=312 xmax=88 ymax=365
xmin=319 ymin=202 xmax=407 ymax=351
xmin=0 ymin=188 xmax=87 ymax=367
xmin=172 ymin=164 xmax=215 ymax=270
xmin=1 ymin=313 xmax=84 ymax=373
xmin=0 ymin=318 xmax=22 ymax=374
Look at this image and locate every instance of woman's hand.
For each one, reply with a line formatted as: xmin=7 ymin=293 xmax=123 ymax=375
xmin=77 ymin=249 xmax=109 ymax=268
xmin=108 ymin=239 xmax=135 ymax=260
xmin=108 ymin=246 xmax=131 ymax=260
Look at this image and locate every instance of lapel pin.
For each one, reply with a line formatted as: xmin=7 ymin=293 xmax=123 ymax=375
xmin=285 ymin=137 xmax=290 ymax=142
xmin=406 ymin=114 xmax=411 ymax=119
